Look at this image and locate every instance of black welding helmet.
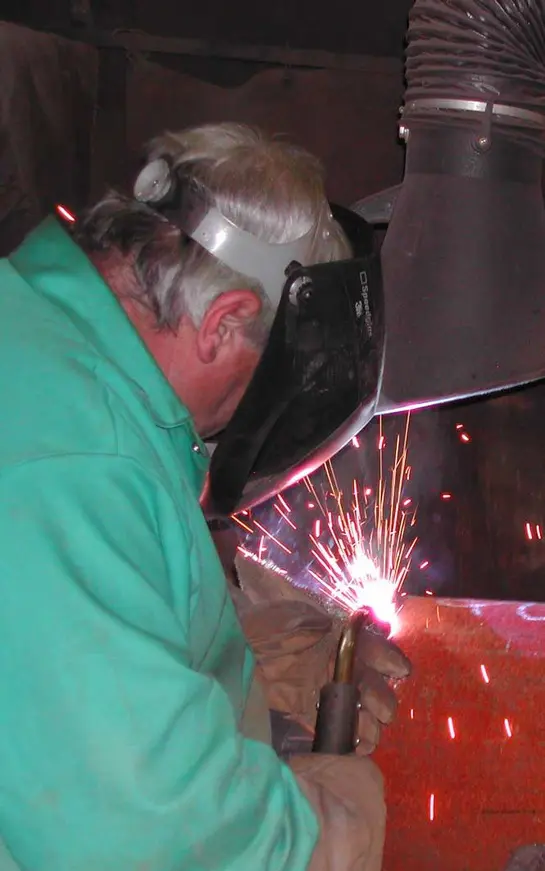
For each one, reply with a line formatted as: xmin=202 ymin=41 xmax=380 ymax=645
xmin=133 ymin=159 xmax=384 ymax=517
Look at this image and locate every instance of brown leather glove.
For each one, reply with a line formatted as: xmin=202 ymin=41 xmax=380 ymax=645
xmin=290 ymin=753 xmax=386 ymax=871
xmin=233 ymin=555 xmax=411 ymax=754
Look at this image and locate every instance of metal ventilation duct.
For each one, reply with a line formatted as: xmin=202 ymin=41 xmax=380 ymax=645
xmin=354 ymin=0 xmax=545 ymax=414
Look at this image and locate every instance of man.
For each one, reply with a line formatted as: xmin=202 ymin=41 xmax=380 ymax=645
xmin=0 ymin=122 xmax=409 ymax=871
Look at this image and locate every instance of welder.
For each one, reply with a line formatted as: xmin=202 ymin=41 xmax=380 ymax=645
xmin=0 ymin=122 xmax=409 ymax=871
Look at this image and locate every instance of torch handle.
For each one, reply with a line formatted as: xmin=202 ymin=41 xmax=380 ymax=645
xmin=312 ymin=681 xmax=360 ymax=755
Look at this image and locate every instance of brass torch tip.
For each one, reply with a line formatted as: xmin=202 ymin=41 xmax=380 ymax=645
xmin=333 ymin=608 xmax=373 ymax=684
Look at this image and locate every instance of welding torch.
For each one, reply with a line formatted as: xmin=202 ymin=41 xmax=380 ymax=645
xmin=312 ymin=608 xmax=390 ymax=755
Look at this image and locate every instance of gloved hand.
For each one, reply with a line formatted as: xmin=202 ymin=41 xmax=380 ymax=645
xmin=233 ymin=555 xmax=411 ymax=754
xmin=290 ymin=753 xmax=386 ymax=871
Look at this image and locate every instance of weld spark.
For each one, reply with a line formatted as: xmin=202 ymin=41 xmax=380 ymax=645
xmin=236 ymin=414 xmax=418 ymax=636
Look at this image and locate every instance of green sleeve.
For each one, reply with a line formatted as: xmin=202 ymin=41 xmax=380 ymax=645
xmin=0 ymin=454 xmax=318 ymax=871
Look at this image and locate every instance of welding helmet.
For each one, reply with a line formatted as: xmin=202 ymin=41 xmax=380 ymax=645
xmin=133 ymin=158 xmax=384 ymax=517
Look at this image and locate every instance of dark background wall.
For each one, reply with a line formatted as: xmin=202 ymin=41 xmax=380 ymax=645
xmin=0 ymin=22 xmax=96 ymax=253
xmin=1 ymin=0 xmax=414 ymax=57
xmin=0 ymin=1 xmax=410 ymax=234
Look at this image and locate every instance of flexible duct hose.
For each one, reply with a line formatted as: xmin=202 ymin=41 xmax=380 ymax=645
xmin=403 ymin=0 xmax=545 ymax=150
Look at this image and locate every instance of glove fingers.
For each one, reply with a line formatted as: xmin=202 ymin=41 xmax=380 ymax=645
xmin=357 ymin=708 xmax=380 ymax=755
xmin=358 ymin=667 xmax=399 ymax=725
xmin=357 ymin=630 xmax=411 ymax=679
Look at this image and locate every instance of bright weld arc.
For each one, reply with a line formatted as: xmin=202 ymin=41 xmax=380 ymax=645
xmin=305 ymin=416 xmax=416 ymax=624
xmin=237 ymin=414 xmax=422 ymax=638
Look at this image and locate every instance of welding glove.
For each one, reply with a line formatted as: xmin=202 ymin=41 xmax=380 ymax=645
xmin=232 ymin=554 xmax=411 ymax=755
xmin=291 ymin=752 xmax=386 ymax=871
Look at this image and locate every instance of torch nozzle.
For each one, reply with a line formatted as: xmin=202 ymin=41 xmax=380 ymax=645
xmin=313 ymin=607 xmax=394 ymax=755
xmin=312 ymin=609 xmax=371 ymax=755
xmin=332 ymin=609 xmax=371 ymax=684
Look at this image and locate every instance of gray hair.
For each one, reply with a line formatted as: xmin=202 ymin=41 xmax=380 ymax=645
xmin=75 ymin=123 xmax=351 ymax=347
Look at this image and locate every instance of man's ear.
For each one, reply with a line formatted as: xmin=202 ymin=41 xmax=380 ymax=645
xmin=196 ymin=289 xmax=262 ymax=363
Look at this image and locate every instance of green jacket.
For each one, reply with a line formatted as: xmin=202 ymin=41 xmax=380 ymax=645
xmin=0 ymin=219 xmax=318 ymax=870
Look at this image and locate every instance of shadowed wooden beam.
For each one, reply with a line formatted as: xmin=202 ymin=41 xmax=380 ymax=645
xmin=48 ymin=26 xmax=403 ymax=76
